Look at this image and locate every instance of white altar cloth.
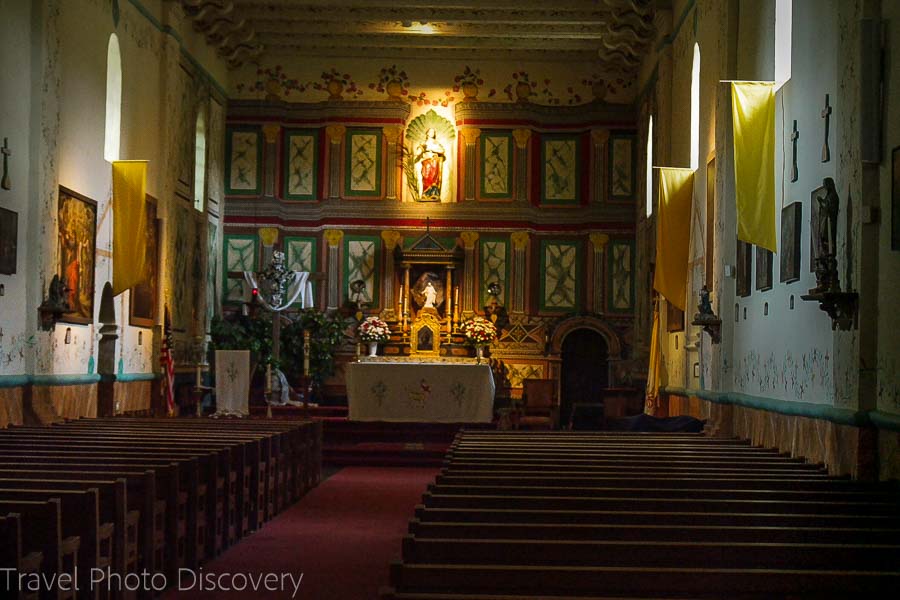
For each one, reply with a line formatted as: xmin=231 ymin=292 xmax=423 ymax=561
xmin=346 ymin=362 xmax=495 ymax=423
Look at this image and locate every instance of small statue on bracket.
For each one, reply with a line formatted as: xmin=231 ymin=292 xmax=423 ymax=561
xmin=691 ymin=285 xmax=721 ymax=344
xmin=811 ymin=177 xmax=841 ymax=295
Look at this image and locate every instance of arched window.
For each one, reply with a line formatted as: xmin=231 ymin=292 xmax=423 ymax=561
xmin=690 ymin=42 xmax=700 ymax=171
xmin=646 ymin=115 xmax=654 ymax=217
xmin=775 ymin=0 xmax=792 ymax=88
xmin=104 ymin=34 xmax=122 ymax=162
xmin=193 ymin=109 xmax=207 ymax=212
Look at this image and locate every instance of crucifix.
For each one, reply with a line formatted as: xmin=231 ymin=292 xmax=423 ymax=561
xmin=1 ymin=138 xmax=11 ymax=191
xmin=820 ymin=94 xmax=832 ymax=163
xmin=790 ymin=120 xmax=799 ymax=182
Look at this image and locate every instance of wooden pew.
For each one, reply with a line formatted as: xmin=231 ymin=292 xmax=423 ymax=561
xmin=1 ymin=512 xmax=43 ymax=600
xmin=0 ymin=499 xmax=72 ymax=600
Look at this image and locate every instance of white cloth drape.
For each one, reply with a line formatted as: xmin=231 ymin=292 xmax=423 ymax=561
xmin=242 ymin=271 xmax=314 ymax=311
xmin=214 ymin=350 xmax=250 ymax=417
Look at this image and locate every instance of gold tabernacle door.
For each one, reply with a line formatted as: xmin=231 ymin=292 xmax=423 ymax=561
xmin=410 ymin=307 xmax=442 ymax=358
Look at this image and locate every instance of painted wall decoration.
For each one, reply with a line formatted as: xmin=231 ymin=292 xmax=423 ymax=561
xmin=480 ymin=132 xmax=512 ymax=199
xmin=283 ymin=129 xmax=318 ymax=201
xmin=223 ymin=234 xmax=258 ymax=303
xmin=608 ymin=239 xmax=635 ymax=313
xmin=176 ymin=65 xmax=197 ymax=200
xmin=780 ymin=202 xmax=802 ymax=283
xmin=206 ymin=221 xmax=219 ymax=326
xmin=540 ymin=240 xmax=579 ymax=312
xmin=344 ymin=235 xmax=380 ymax=307
xmin=755 ymin=247 xmax=773 ymax=291
xmin=171 ymin=204 xmax=201 ymax=331
xmin=225 ymin=126 xmax=262 ymax=195
xmin=541 ymin=135 xmax=579 ymax=205
xmin=57 ymin=187 xmax=97 ymax=324
xmin=285 ymin=236 xmax=317 ymax=304
xmin=609 ymin=133 xmax=636 ymax=201
xmin=0 ymin=207 xmax=17 ymax=275
xmin=504 ymin=363 xmax=545 ymax=389
xmin=479 ymin=238 xmax=509 ymax=307
xmin=129 ymin=196 xmax=159 ymax=328
xmin=345 ymin=129 xmax=382 ymax=197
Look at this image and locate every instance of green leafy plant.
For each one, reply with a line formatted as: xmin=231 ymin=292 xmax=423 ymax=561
xmin=281 ymin=309 xmax=349 ymax=392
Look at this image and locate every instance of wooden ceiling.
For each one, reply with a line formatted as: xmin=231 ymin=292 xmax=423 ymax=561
xmin=181 ymin=0 xmax=659 ymax=71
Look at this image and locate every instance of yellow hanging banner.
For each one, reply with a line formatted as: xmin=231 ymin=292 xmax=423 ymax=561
xmin=653 ymin=168 xmax=694 ymax=312
xmin=731 ymin=82 xmax=777 ymax=252
xmin=645 ymin=302 xmax=663 ymax=415
xmin=112 ymin=160 xmax=148 ymax=296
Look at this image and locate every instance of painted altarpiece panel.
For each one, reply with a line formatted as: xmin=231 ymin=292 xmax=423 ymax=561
xmin=540 ymin=135 xmax=580 ymax=205
xmin=539 ymin=240 xmax=580 ymax=313
xmin=225 ymin=126 xmax=262 ymax=195
xmin=57 ymin=186 xmax=97 ymax=324
xmin=608 ymin=239 xmax=635 ymax=314
xmin=223 ymin=234 xmax=259 ymax=304
xmin=480 ymin=132 xmax=513 ymax=200
xmin=344 ymin=235 xmax=381 ymax=308
xmin=283 ymin=129 xmax=319 ymax=201
xmin=344 ymin=129 xmax=383 ymax=197
xmin=479 ymin=238 xmax=509 ymax=307
xmin=609 ymin=133 xmax=636 ymax=201
xmin=284 ymin=236 xmax=317 ymax=305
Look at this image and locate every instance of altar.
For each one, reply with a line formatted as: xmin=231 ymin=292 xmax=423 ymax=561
xmin=346 ymin=359 xmax=495 ymax=423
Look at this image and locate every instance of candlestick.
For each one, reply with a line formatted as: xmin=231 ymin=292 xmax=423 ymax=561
xmin=265 ymin=364 xmax=272 ymax=395
xmin=398 ymin=284 xmax=404 ymax=316
xmin=195 ymin=365 xmax=202 ymax=389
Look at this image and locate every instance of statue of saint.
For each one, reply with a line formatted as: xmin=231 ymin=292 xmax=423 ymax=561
xmin=423 ymin=281 xmax=437 ymax=308
xmin=415 ymin=128 xmax=445 ymax=201
xmin=816 ymin=177 xmax=839 ymax=258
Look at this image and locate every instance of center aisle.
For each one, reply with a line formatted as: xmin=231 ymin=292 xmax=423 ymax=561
xmin=165 ymin=466 xmax=438 ymax=600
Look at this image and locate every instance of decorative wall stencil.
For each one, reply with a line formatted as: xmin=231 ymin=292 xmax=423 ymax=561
xmin=171 ymin=204 xmax=200 ymax=331
xmin=736 ymin=239 xmax=752 ymax=297
xmin=176 ymin=65 xmax=196 ymax=200
xmin=480 ymin=132 xmax=512 ymax=199
xmin=57 ymin=187 xmax=97 ymax=324
xmin=756 ymin=246 xmax=773 ymax=291
xmin=608 ymin=239 xmax=634 ymax=313
xmin=283 ymin=129 xmax=319 ymax=201
xmin=344 ymin=236 xmax=380 ymax=307
xmin=541 ymin=136 xmax=579 ymax=205
xmin=345 ymin=129 xmax=382 ymax=197
xmin=0 ymin=207 xmax=17 ymax=275
xmin=780 ymin=202 xmax=802 ymax=283
xmin=479 ymin=238 xmax=509 ymax=307
xmin=206 ymin=222 xmax=219 ymax=325
xmin=504 ymin=363 xmax=545 ymax=389
xmin=284 ymin=236 xmax=317 ymax=304
xmin=609 ymin=133 xmax=636 ymax=201
xmin=129 ymin=197 xmax=159 ymax=328
xmin=540 ymin=240 xmax=579 ymax=312
xmin=223 ymin=234 xmax=258 ymax=303
xmin=734 ymin=348 xmax=833 ymax=403
xmin=225 ymin=126 xmax=262 ymax=195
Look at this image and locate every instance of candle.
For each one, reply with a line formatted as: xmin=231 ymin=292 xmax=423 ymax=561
xmin=195 ymin=365 xmax=202 ymax=388
xmin=398 ymin=285 xmax=404 ymax=315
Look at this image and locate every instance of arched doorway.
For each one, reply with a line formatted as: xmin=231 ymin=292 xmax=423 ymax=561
xmin=560 ymin=328 xmax=608 ymax=429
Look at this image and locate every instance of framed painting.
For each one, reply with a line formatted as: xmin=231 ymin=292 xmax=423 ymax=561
xmin=283 ymin=128 xmax=319 ymax=201
xmin=0 ymin=207 xmax=17 ymax=275
xmin=609 ymin=132 xmax=637 ymax=201
xmin=893 ymin=145 xmax=900 ymax=251
xmin=57 ymin=186 xmax=97 ymax=324
xmin=539 ymin=239 xmax=580 ymax=313
xmin=809 ymin=183 xmax=825 ymax=272
xmin=479 ymin=131 xmax=513 ymax=200
xmin=129 ymin=196 xmax=159 ymax=328
xmin=225 ymin=126 xmax=262 ymax=196
xmin=540 ymin=134 xmax=580 ymax=205
xmin=607 ymin=239 xmax=635 ymax=314
xmin=736 ymin=239 xmax=752 ymax=298
xmin=344 ymin=128 xmax=383 ymax=198
xmin=666 ymin=301 xmax=685 ymax=332
xmin=780 ymin=202 xmax=802 ymax=283
xmin=755 ymin=246 xmax=773 ymax=291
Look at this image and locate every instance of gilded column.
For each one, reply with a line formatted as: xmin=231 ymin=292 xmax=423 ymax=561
xmin=460 ymin=231 xmax=479 ymax=316
xmin=262 ymin=124 xmax=280 ymax=198
xmin=325 ymin=125 xmax=346 ymax=200
xmin=459 ymin=128 xmax=481 ymax=202
xmin=510 ymin=231 xmax=530 ymax=314
xmin=590 ymin=233 xmax=610 ymax=314
xmin=591 ymin=129 xmax=609 ymax=204
xmin=383 ymin=126 xmax=403 ymax=201
xmin=324 ymin=229 xmax=344 ymax=310
xmin=512 ymin=129 xmax=532 ymax=203
xmin=380 ymin=230 xmax=402 ymax=321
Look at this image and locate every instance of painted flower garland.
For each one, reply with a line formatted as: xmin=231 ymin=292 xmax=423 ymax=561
xmin=460 ymin=316 xmax=498 ymax=346
xmin=358 ymin=316 xmax=390 ymax=343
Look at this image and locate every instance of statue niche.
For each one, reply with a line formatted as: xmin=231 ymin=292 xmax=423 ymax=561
xmin=409 ymin=272 xmax=444 ymax=357
xmin=404 ymin=110 xmax=455 ymax=203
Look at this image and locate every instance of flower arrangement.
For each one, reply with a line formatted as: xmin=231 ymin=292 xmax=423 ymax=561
xmin=314 ymin=68 xmax=364 ymax=98
xmin=460 ymin=317 xmax=498 ymax=346
xmin=453 ymin=66 xmax=484 ymax=90
xmin=358 ymin=316 xmax=390 ymax=343
xmin=369 ymin=65 xmax=410 ymax=95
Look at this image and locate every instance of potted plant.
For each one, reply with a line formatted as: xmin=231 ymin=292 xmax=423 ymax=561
xmin=316 ymin=68 xmax=362 ymax=100
xmin=460 ymin=316 xmax=498 ymax=363
xmin=358 ymin=315 xmax=390 ymax=356
xmin=370 ymin=65 xmax=410 ymax=100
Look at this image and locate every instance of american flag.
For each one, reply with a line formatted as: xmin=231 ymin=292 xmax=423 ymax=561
xmin=161 ymin=309 xmax=176 ymax=416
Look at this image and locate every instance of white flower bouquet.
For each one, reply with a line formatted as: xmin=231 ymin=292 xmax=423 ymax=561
xmin=358 ymin=316 xmax=390 ymax=343
xmin=460 ymin=316 xmax=498 ymax=346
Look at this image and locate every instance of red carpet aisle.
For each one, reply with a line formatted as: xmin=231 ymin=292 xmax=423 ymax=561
xmin=165 ymin=467 xmax=438 ymax=600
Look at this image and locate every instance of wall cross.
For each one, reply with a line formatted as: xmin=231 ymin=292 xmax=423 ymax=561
xmin=790 ymin=120 xmax=799 ymax=183
xmin=820 ymin=94 xmax=832 ymax=163
xmin=1 ymin=137 xmax=10 ymax=191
